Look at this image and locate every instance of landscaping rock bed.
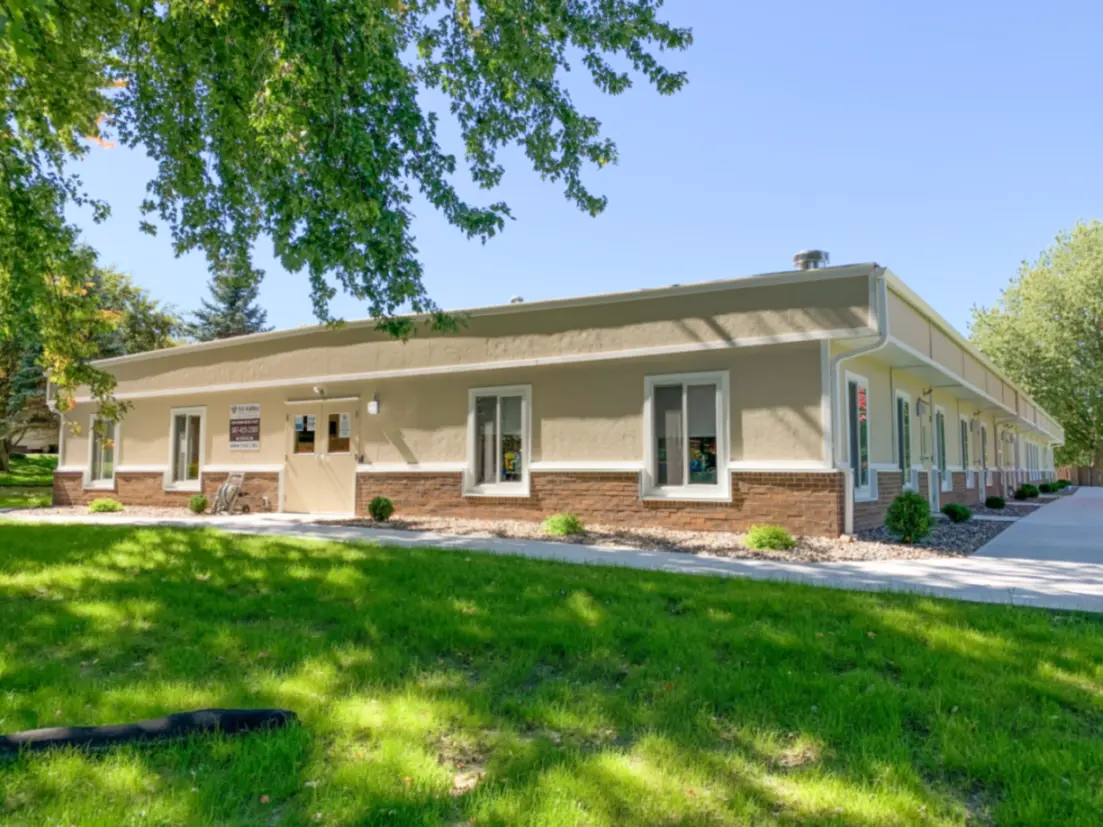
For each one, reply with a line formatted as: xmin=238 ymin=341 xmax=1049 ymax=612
xmin=972 ymin=502 xmax=1038 ymax=518
xmin=334 ymin=515 xmax=1012 ymax=562
xmin=2 ymin=505 xmax=195 ymax=519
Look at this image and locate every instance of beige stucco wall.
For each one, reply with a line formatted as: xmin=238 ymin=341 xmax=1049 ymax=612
xmin=837 ymin=352 xmax=893 ymax=465
xmin=94 ymin=276 xmax=870 ymax=399
xmin=887 ymin=291 xmax=929 ymax=355
xmin=61 ymin=341 xmax=827 ymax=472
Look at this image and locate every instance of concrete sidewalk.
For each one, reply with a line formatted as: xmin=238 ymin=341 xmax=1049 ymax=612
xmin=978 ymin=486 xmax=1103 ymax=563
xmin=6 ymin=509 xmax=1103 ymax=613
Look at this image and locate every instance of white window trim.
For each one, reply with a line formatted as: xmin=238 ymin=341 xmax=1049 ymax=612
xmin=84 ymin=414 xmax=119 ymax=490
xmin=165 ymin=406 xmax=207 ymax=492
xmin=934 ymin=405 xmax=952 ymax=492
xmin=464 ymin=385 xmax=532 ymax=498
xmin=844 ymin=371 xmax=875 ymax=502
xmin=642 ymin=370 xmax=731 ymax=502
xmin=894 ymin=390 xmax=913 ymax=490
xmin=960 ymin=415 xmax=974 ymax=488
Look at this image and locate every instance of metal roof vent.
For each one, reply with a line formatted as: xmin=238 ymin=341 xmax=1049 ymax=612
xmin=509 ymin=296 xmax=524 ymax=304
xmin=793 ymin=250 xmax=830 ymax=270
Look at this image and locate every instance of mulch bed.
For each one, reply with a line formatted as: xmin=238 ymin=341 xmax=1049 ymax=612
xmin=329 ymin=514 xmax=1011 ymax=563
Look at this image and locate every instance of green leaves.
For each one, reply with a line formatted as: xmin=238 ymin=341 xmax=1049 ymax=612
xmin=972 ymin=220 xmax=1103 ymax=468
xmin=3 ymin=0 xmax=691 ymax=408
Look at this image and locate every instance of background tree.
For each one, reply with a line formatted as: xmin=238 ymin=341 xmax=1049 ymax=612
xmin=0 ymin=266 xmax=180 ymax=470
xmin=971 ymin=220 xmax=1103 ymax=475
xmin=2 ymin=0 xmax=692 ymax=411
xmin=189 ymin=265 xmax=272 ymax=342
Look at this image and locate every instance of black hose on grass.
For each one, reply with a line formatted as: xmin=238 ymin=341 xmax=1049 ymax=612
xmin=0 ymin=708 xmax=297 ymax=755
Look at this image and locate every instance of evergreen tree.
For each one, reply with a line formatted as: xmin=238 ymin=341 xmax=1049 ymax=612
xmin=189 ymin=267 xmax=272 ymax=342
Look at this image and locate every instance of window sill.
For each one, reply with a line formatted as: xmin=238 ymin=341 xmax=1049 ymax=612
xmin=464 ymin=485 xmax=530 ymax=499
xmin=643 ymin=487 xmax=731 ymax=504
xmin=83 ymin=480 xmax=115 ymax=491
xmin=164 ymin=481 xmax=201 ymax=493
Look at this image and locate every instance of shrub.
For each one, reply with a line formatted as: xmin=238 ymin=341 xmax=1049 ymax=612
xmin=1057 ymin=479 xmax=1072 ymax=489
xmin=368 ymin=496 xmax=394 ymax=522
xmin=985 ymin=495 xmax=1006 ymax=509
xmin=88 ymin=498 xmax=123 ymax=513
xmin=884 ymin=491 xmax=931 ymax=543
xmin=188 ymin=494 xmax=209 ymax=514
xmin=1014 ymin=484 xmax=1039 ymax=500
xmin=744 ymin=524 xmax=796 ymax=551
xmin=1038 ymin=482 xmax=1057 ymax=494
xmin=941 ymin=503 xmax=972 ymax=523
xmin=542 ymin=512 xmax=585 ymax=537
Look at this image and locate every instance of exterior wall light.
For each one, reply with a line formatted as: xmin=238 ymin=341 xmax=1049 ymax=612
xmin=367 ymin=395 xmax=380 ymax=416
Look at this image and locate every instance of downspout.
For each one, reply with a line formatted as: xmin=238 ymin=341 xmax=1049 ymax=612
xmin=828 ymin=268 xmax=889 ymax=535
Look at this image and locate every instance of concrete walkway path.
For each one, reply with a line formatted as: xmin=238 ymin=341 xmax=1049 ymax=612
xmin=6 ymin=506 xmax=1103 ymax=613
xmin=977 ymin=486 xmax=1103 ymax=564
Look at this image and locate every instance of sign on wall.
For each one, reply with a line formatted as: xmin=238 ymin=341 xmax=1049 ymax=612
xmin=229 ymin=403 xmax=261 ymax=450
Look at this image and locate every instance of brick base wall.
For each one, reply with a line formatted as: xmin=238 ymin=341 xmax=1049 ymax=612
xmin=915 ymin=472 xmax=930 ymax=508
xmin=53 ymin=470 xmax=279 ymax=512
xmin=851 ymin=471 xmax=903 ymax=532
xmin=938 ymin=471 xmax=982 ymax=507
xmin=356 ymin=471 xmax=845 ymax=536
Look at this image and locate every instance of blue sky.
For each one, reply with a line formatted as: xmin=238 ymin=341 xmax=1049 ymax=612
xmin=66 ymin=0 xmax=1103 ymax=335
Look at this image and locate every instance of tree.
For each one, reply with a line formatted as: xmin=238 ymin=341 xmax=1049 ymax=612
xmin=2 ymin=0 xmax=692 ymax=411
xmin=0 ymin=266 xmax=180 ymax=470
xmin=971 ymin=220 xmax=1103 ymax=476
xmin=190 ymin=265 xmax=272 ymax=342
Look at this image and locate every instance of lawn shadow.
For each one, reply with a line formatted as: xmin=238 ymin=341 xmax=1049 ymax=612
xmin=1 ymin=524 xmax=1101 ymax=825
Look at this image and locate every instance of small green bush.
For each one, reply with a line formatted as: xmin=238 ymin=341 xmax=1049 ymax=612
xmin=1038 ymin=482 xmax=1057 ymax=494
xmin=884 ymin=491 xmax=931 ymax=543
xmin=542 ymin=512 xmax=585 ymax=537
xmin=368 ymin=496 xmax=394 ymax=522
xmin=1014 ymin=484 xmax=1039 ymax=500
xmin=941 ymin=503 xmax=972 ymax=523
xmin=985 ymin=495 xmax=1006 ymax=509
xmin=188 ymin=494 xmax=209 ymax=514
xmin=88 ymin=498 xmax=123 ymax=513
xmin=1057 ymin=479 xmax=1072 ymax=489
xmin=744 ymin=524 xmax=796 ymax=551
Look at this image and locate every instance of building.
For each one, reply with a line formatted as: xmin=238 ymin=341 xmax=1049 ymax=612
xmin=53 ymin=259 xmax=1063 ymax=535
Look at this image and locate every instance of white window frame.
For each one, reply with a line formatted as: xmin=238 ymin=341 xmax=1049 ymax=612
xmin=960 ymin=415 xmax=974 ymax=489
xmin=844 ymin=371 xmax=874 ymax=501
xmin=642 ymin=370 xmax=730 ymax=502
xmin=980 ymin=423 xmax=991 ymax=485
xmin=465 ymin=385 xmax=532 ymax=497
xmin=85 ymin=414 xmax=119 ymax=490
xmin=165 ymin=406 xmax=207 ymax=492
xmin=935 ymin=406 xmax=951 ymax=492
xmin=894 ymin=390 xmax=912 ymax=490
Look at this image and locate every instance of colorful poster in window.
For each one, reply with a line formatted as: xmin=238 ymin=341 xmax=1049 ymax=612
xmin=306 ymin=415 xmax=316 ymax=432
xmin=229 ymin=403 xmax=261 ymax=450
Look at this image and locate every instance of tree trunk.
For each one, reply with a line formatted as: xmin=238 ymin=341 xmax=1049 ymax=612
xmin=0 ymin=438 xmax=9 ymax=474
xmin=1094 ymin=447 xmax=1103 ymax=487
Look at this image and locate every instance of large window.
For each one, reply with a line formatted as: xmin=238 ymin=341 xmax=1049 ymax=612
xmin=87 ymin=416 xmax=116 ymax=488
xmin=644 ymin=372 xmax=729 ymax=500
xmin=895 ymin=392 xmax=911 ymax=488
xmin=169 ymin=407 xmax=205 ymax=490
xmin=466 ymin=386 xmax=530 ymax=495
xmin=846 ymin=373 xmax=871 ymax=498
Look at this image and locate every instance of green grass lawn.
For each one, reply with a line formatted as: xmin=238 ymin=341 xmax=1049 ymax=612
xmin=0 ymin=524 xmax=1101 ymax=826
xmin=0 ymin=453 xmax=57 ymax=487
xmin=0 ymin=488 xmax=52 ymax=509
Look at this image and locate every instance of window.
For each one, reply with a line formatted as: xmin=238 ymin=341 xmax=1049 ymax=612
xmin=292 ymin=414 xmax=316 ymax=454
xmin=846 ymin=374 xmax=871 ymax=498
xmin=961 ymin=417 xmax=973 ymax=488
xmin=643 ymin=372 xmax=729 ymax=500
xmin=935 ymin=407 xmax=950 ymax=491
xmin=466 ymin=385 xmax=530 ymax=495
xmin=895 ymin=392 xmax=911 ymax=487
xmin=87 ymin=416 xmax=117 ymax=488
xmin=327 ymin=412 xmax=351 ymax=453
xmin=169 ymin=407 xmax=205 ymax=489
